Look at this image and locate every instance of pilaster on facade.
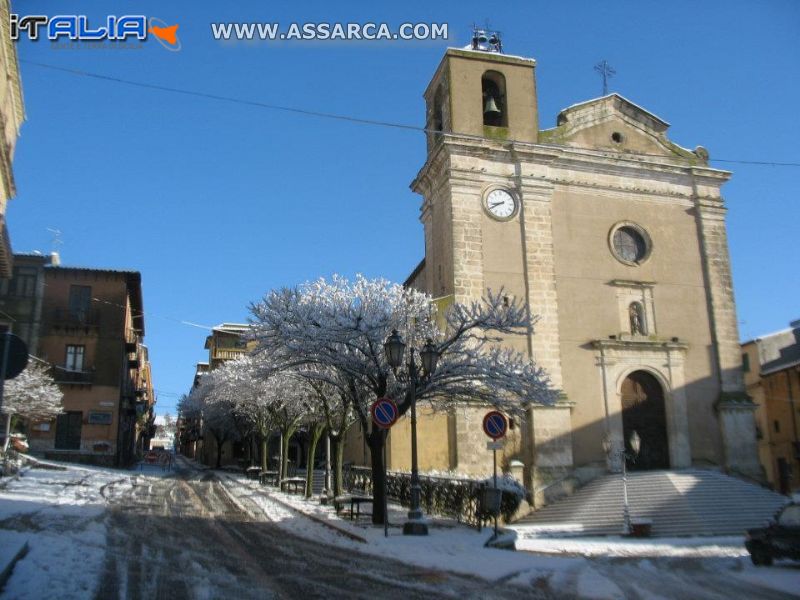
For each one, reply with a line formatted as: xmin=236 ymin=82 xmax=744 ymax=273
xmin=690 ymin=168 xmax=745 ymax=397
xmin=515 ymin=175 xmax=564 ymax=390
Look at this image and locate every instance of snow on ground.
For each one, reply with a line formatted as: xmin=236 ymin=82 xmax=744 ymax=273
xmin=512 ymin=530 xmax=747 ymax=558
xmin=219 ymin=471 xmax=800 ymax=598
xmin=0 ymin=461 xmax=162 ymax=599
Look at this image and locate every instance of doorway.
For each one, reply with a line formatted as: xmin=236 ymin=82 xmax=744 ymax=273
xmin=621 ymin=371 xmax=670 ymax=470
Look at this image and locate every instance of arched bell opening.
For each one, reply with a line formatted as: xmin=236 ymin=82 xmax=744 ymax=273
xmin=481 ymin=71 xmax=507 ymax=127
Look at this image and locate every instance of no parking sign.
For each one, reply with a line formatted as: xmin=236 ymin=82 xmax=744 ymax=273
xmin=371 ymin=397 xmax=399 ymax=429
xmin=482 ymin=410 xmax=508 ymax=440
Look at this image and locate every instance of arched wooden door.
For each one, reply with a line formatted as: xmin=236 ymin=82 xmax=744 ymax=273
xmin=621 ymin=371 xmax=670 ymax=470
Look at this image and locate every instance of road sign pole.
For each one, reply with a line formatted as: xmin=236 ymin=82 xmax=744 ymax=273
xmin=383 ymin=428 xmax=389 ymax=538
xmin=493 ymin=445 xmax=498 ymax=539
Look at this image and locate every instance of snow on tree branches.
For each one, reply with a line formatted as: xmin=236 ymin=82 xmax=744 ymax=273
xmin=3 ymin=361 xmax=64 ymax=421
xmin=2 ymin=361 xmax=64 ymax=452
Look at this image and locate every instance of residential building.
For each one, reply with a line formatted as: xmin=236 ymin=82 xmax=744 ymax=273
xmin=742 ymin=321 xmax=800 ymax=494
xmin=0 ymin=252 xmax=54 ymax=347
xmin=177 ymin=361 xmax=209 ymax=459
xmin=0 ymin=0 xmax=26 ymax=277
xmin=199 ymin=323 xmax=253 ymax=466
xmin=345 ymin=41 xmax=761 ymax=498
xmin=205 ymin=323 xmax=251 ymax=369
xmin=25 ymin=263 xmax=153 ymax=467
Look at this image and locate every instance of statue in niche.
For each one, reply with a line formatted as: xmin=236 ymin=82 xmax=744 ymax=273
xmin=629 ymin=302 xmax=646 ymax=335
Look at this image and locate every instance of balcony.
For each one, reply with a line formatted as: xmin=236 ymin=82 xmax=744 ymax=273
xmin=212 ymin=348 xmax=247 ymax=361
xmin=54 ymin=366 xmax=94 ymax=385
xmin=125 ymin=328 xmax=140 ymax=352
xmin=50 ymin=307 xmax=99 ymax=328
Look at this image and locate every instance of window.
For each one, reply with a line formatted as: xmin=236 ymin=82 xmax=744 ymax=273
xmin=481 ymin=71 xmax=507 ymax=127
xmin=774 ymin=420 xmax=780 ymax=433
xmin=610 ymin=223 xmax=652 ymax=265
xmin=742 ymin=353 xmax=750 ymax=373
xmin=432 ymin=86 xmax=444 ymax=132
xmin=55 ymin=411 xmax=82 ymax=450
xmin=65 ymin=345 xmax=85 ymax=372
xmin=11 ymin=267 xmax=36 ymax=297
xmin=68 ymin=285 xmax=92 ymax=321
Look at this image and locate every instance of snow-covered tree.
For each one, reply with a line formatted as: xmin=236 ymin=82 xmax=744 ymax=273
xmin=249 ymin=274 xmax=557 ymax=523
xmin=188 ymin=372 xmax=241 ymax=468
xmin=2 ymin=361 xmax=64 ymax=452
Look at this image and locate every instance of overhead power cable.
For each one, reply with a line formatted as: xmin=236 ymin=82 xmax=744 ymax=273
xmin=20 ymin=59 xmax=800 ymax=168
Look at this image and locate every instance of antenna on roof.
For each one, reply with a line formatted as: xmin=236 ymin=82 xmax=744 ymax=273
xmin=594 ymin=60 xmax=616 ymax=96
xmin=46 ymin=227 xmax=63 ymax=253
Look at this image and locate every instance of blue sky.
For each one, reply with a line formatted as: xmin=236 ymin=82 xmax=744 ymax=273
xmin=10 ymin=1 xmax=800 ymax=415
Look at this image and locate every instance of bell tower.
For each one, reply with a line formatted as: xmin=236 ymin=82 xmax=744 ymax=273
xmin=422 ymin=33 xmax=539 ymax=153
xmin=411 ymin=35 xmax=574 ymax=494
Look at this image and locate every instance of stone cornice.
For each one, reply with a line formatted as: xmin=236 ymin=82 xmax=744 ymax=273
xmin=592 ymin=337 xmax=689 ymax=352
xmin=608 ymin=279 xmax=657 ymax=289
xmin=413 ymin=136 xmax=731 ymax=204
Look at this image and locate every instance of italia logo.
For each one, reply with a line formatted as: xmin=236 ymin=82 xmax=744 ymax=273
xmin=10 ymin=15 xmax=181 ymax=51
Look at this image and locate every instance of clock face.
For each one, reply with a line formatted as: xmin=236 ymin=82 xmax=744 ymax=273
xmin=485 ymin=189 xmax=517 ymax=219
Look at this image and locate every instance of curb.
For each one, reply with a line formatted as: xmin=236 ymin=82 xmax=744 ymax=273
xmin=0 ymin=541 xmax=29 ymax=593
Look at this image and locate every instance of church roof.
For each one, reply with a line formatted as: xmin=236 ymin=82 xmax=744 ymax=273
xmin=557 ymin=93 xmax=670 ymax=133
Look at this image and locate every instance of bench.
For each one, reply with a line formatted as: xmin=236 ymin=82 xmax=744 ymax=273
xmin=334 ymin=494 xmax=374 ymax=520
xmin=280 ymin=477 xmax=306 ymax=494
xmin=259 ymin=470 xmax=278 ymax=485
xmin=246 ymin=467 xmax=261 ymax=480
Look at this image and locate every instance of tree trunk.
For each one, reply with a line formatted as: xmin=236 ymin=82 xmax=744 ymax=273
xmin=331 ymin=434 xmax=344 ymax=497
xmin=260 ymin=436 xmax=268 ymax=471
xmin=280 ymin=425 xmax=297 ymax=482
xmin=367 ymin=429 xmax=386 ymax=525
xmin=215 ymin=433 xmax=224 ymax=469
xmin=305 ymin=423 xmax=323 ymax=498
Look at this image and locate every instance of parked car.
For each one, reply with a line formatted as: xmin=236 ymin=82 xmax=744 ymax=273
xmin=745 ymin=501 xmax=800 ymax=565
xmin=0 ymin=433 xmax=29 ymax=453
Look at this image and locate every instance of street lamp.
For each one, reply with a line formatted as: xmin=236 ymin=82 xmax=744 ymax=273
xmin=383 ymin=329 xmax=440 ymax=535
xmin=602 ymin=430 xmax=641 ymax=535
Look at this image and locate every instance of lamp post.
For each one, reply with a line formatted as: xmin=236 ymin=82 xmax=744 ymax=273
xmin=383 ymin=329 xmax=439 ymax=536
xmin=602 ymin=430 xmax=641 ymax=535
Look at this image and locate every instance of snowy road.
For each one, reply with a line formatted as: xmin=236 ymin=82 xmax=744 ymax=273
xmin=92 ymin=459 xmax=550 ymax=599
xmin=2 ymin=459 xmax=797 ymax=599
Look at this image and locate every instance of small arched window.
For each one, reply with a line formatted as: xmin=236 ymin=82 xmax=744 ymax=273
xmin=432 ymin=87 xmax=444 ymax=133
xmin=481 ymin=71 xmax=507 ymax=127
xmin=629 ymin=302 xmax=646 ymax=336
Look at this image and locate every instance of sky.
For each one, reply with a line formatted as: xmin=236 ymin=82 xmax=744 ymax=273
xmin=9 ymin=1 xmax=800 ymax=416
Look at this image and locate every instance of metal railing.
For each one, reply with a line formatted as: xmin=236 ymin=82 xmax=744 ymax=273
xmin=53 ymin=367 xmax=93 ymax=384
xmin=50 ymin=307 xmax=99 ymax=327
xmin=343 ymin=465 xmax=519 ymax=527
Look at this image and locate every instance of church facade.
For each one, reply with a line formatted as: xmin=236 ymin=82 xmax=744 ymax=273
xmin=373 ymin=45 xmax=762 ymax=499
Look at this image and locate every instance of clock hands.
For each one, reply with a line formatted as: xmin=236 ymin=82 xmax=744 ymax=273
xmin=489 ymin=201 xmax=506 ymax=208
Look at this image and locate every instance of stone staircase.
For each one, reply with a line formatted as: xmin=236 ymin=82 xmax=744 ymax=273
xmin=514 ymin=469 xmax=788 ymax=537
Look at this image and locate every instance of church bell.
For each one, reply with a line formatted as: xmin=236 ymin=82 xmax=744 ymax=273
xmin=484 ymin=95 xmax=501 ymax=119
